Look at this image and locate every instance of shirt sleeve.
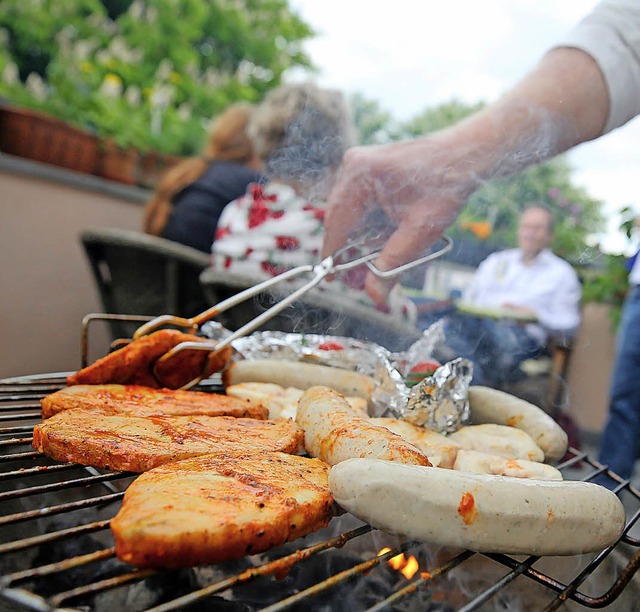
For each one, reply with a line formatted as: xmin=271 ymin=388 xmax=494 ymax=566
xmin=536 ymin=265 xmax=582 ymax=336
xmin=462 ymin=254 xmax=497 ymax=303
xmin=555 ymin=0 xmax=640 ymax=134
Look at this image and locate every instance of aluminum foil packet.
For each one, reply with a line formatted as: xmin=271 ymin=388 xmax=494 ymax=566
xmin=402 ymin=357 xmax=473 ymax=432
xmin=200 ymin=320 xmax=471 ymax=433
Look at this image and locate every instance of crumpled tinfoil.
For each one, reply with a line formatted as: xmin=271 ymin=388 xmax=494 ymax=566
xmin=402 ymin=357 xmax=472 ymax=432
xmin=200 ymin=320 xmax=471 ymax=433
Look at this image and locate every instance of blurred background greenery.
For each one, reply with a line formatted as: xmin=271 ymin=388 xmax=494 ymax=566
xmin=1 ymin=0 xmax=637 ymax=324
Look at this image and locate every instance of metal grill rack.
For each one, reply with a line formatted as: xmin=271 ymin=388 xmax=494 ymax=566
xmin=1 ymin=373 xmax=639 ymax=611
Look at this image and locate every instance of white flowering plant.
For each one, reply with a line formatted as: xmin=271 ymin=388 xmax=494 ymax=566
xmin=0 ymin=0 xmax=314 ymax=155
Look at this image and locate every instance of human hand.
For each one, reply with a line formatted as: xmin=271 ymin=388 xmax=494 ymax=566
xmin=322 ymin=134 xmax=479 ymax=302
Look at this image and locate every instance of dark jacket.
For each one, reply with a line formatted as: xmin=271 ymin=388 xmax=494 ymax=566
xmin=162 ymin=160 xmax=262 ymax=253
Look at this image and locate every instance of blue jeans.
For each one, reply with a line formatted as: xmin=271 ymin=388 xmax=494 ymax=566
xmin=598 ymin=285 xmax=640 ymax=479
xmin=443 ymin=315 xmax=544 ymax=387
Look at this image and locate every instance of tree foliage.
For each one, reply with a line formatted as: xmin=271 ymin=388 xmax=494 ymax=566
xmin=349 ymin=93 xmax=399 ymax=145
xmin=0 ymin=0 xmax=314 ymax=154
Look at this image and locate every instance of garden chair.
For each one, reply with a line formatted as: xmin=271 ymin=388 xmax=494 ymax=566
xmin=80 ymin=228 xmax=211 ymax=341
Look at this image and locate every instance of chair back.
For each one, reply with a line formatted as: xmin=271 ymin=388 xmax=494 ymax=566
xmin=80 ymin=228 xmax=211 ymax=340
xmin=199 ymin=267 xmax=422 ymax=352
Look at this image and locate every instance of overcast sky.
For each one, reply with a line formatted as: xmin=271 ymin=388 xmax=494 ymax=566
xmin=287 ymin=0 xmax=640 ymax=253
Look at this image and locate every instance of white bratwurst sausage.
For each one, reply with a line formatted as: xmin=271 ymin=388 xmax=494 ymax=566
xmin=449 ymin=424 xmax=544 ymax=462
xmin=223 ymin=360 xmax=377 ymax=407
xmin=468 ymin=386 xmax=568 ymax=463
xmin=296 ymin=386 xmax=431 ymax=467
xmin=452 ymin=449 xmax=563 ymax=481
xmin=368 ymin=417 xmax=460 ymax=469
xmin=329 ymin=458 xmax=626 ymax=556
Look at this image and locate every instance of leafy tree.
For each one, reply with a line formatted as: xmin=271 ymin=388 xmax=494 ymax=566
xmin=400 ymin=99 xmax=484 ymax=138
xmin=581 ymin=206 xmax=637 ymax=329
xmin=349 ymin=93 xmax=399 ymax=145
xmin=0 ymin=0 xmax=314 ymax=154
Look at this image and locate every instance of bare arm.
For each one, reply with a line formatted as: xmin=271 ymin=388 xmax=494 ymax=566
xmin=323 ymin=47 xmax=609 ymax=302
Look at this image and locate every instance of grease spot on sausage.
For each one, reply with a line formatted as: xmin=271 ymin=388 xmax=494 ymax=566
xmin=546 ymin=507 xmax=556 ymax=524
xmin=506 ymin=415 xmax=524 ymax=427
xmin=458 ymin=491 xmax=478 ymax=525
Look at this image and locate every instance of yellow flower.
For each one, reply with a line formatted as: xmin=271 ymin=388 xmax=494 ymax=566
xmin=104 ymin=73 xmax=122 ymax=86
xmin=80 ymin=61 xmax=93 ymax=73
xmin=168 ymin=71 xmax=181 ymax=84
xmin=100 ymin=73 xmax=123 ymax=97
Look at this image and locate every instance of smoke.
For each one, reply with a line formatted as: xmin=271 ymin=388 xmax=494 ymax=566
xmin=265 ymin=103 xmax=351 ymax=200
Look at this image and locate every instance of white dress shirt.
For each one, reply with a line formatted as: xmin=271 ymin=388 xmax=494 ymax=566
xmin=463 ymin=248 xmax=582 ymax=342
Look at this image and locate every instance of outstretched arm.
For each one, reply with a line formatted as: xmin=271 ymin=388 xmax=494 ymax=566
xmin=322 ymin=46 xmax=609 ymax=302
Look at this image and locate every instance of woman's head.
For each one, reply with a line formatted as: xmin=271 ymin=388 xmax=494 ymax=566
xmin=143 ymin=102 xmax=259 ymax=237
xmin=203 ymin=102 xmax=258 ymax=165
xmin=248 ymin=82 xmax=353 ymax=192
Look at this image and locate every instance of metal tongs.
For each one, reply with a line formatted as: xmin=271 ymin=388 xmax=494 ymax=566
xmin=133 ymin=235 xmax=453 ymax=389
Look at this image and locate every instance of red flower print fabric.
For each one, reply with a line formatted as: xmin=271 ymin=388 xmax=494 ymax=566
xmin=210 ymin=181 xmax=416 ymax=324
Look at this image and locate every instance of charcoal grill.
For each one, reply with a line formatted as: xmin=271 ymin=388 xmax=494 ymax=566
xmin=1 ymin=373 xmax=640 ymax=612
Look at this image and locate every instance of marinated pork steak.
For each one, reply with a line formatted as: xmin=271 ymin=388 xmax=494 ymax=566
xmin=67 ymin=329 xmax=232 ymax=389
xmin=111 ymin=451 xmax=334 ymax=568
xmin=33 ymin=412 xmax=304 ymax=472
xmin=41 ymin=385 xmax=268 ymax=420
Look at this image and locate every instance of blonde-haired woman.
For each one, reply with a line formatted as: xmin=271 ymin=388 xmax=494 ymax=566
xmin=142 ymin=102 xmax=263 ymax=252
xmin=211 ymin=82 xmax=417 ymax=325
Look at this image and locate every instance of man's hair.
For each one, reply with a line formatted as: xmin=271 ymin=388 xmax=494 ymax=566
xmin=248 ymin=82 xmax=354 ymax=187
xmin=521 ymin=203 xmax=555 ymax=233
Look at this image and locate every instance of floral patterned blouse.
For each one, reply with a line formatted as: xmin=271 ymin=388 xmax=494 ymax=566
xmin=211 ymin=182 xmax=417 ymax=323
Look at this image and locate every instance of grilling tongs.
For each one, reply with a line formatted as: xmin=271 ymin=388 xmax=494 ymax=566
xmin=133 ymin=235 xmax=453 ymax=389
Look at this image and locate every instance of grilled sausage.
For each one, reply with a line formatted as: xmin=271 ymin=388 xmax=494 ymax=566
xmin=449 ymin=423 xmax=545 ymax=462
xmin=329 ymin=458 xmax=626 ymax=556
xmin=368 ymin=417 xmax=460 ymax=468
xmin=452 ymin=449 xmax=563 ymax=481
xmin=296 ymin=386 xmax=431 ymax=466
xmin=226 ymin=382 xmax=369 ymax=420
xmin=223 ymin=360 xmax=377 ymax=407
xmin=468 ymin=386 xmax=568 ymax=462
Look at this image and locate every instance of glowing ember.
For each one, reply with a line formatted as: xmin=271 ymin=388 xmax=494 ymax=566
xmin=377 ymin=548 xmax=421 ymax=579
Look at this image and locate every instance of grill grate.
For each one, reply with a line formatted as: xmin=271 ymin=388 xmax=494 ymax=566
xmin=1 ymin=374 xmax=639 ymax=611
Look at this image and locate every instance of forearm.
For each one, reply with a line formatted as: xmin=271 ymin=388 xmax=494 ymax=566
xmin=424 ymin=47 xmax=609 ymax=189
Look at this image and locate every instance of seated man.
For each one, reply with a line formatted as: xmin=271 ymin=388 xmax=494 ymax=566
xmin=444 ymin=205 xmax=581 ymax=388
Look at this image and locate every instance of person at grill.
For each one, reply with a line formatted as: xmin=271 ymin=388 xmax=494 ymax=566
xmin=444 ymin=205 xmax=581 ymax=387
xmin=210 ymin=82 xmax=417 ymax=323
xmin=142 ymin=102 xmax=263 ymax=253
xmin=598 ymin=223 xmax=640 ymax=480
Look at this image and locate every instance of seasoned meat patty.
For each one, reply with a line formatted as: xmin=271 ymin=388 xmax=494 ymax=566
xmin=111 ymin=451 xmax=334 ymax=568
xmin=67 ymin=329 xmax=232 ymax=389
xmin=41 ymin=385 xmax=268 ymax=420
xmin=33 ymin=411 xmax=304 ymax=472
